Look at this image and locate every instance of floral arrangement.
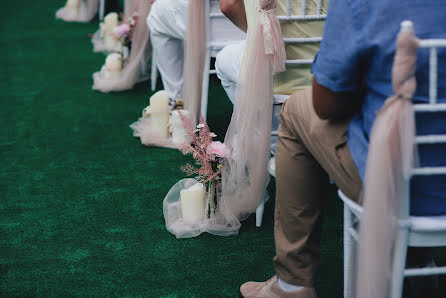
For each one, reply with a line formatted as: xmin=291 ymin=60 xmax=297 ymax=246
xmin=113 ymin=13 xmax=138 ymax=56
xmin=178 ymin=112 xmax=229 ymax=217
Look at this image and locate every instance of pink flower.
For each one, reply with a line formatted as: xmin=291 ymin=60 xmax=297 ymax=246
xmin=114 ymin=23 xmax=130 ymax=39
xmin=207 ymin=141 xmax=229 ymax=159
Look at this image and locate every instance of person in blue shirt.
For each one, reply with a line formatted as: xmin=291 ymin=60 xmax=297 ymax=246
xmin=236 ymin=0 xmax=446 ymax=297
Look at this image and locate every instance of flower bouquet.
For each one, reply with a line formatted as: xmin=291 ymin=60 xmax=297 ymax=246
xmin=178 ymin=113 xmax=229 ymax=218
xmin=113 ymin=13 xmax=138 ymax=59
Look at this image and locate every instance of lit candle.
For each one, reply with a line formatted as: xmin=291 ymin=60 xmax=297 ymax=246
xmin=102 ymin=12 xmax=119 ymax=50
xmin=148 ymin=91 xmax=170 ymax=138
xmin=65 ymin=0 xmax=80 ymax=18
xmin=169 ymin=110 xmax=191 ymax=145
xmin=104 ymin=53 xmax=122 ymax=80
xmin=180 ymin=183 xmax=206 ymax=224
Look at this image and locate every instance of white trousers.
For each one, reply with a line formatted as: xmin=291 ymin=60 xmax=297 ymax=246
xmin=147 ymin=0 xmax=189 ymax=100
xmin=215 ymin=41 xmax=246 ymax=104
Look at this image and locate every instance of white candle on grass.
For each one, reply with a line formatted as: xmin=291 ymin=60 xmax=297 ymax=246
xmin=148 ymin=91 xmax=170 ymax=138
xmin=104 ymin=53 xmax=122 ymax=80
xmin=65 ymin=0 xmax=80 ymax=18
xmin=180 ymin=183 xmax=206 ymax=224
xmin=103 ymin=12 xmax=119 ymax=50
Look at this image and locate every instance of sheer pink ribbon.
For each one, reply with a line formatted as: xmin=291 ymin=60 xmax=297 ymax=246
xmin=219 ymin=0 xmax=286 ymax=232
xmin=355 ymin=24 xmax=419 ymax=298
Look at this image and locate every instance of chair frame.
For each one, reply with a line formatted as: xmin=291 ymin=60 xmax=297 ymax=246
xmin=99 ymin=0 xmax=105 ymax=20
xmin=340 ymin=21 xmax=446 ymax=298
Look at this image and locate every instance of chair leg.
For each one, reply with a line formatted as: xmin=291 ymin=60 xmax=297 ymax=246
xmin=256 ymin=188 xmax=267 ymax=227
xmin=200 ymin=50 xmax=211 ymax=120
xmin=343 ymin=204 xmax=355 ymax=298
xmin=390 ymin=228 xmax=409 ymax=298
xmin=99 ymin=0 xmax=105 ymax=20
xmin=151 ymin=53 xmax=157 ymax=91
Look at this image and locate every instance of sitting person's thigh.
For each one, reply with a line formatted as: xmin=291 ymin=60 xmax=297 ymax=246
xmin=215 ymin=41 xmax=246 ymax=103
xmin=147 ymin=0 xmax=188 ymax=38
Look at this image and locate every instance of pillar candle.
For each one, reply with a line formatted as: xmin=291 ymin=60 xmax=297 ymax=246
xmin=148 ymin=91 xmax=170 ymax=138
xmin=105 ymin=53 xmax=122 ymax=80
xmin=180 ymin=183 xmax=206 ymax=224
xmin=103 ymin=13 xmax=119 ymax=50
xmin=65 ymin=0 xmax=80 ymax=18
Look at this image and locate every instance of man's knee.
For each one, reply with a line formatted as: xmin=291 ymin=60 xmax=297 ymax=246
xmin=215 ymin=46 xmax=236 ymax=84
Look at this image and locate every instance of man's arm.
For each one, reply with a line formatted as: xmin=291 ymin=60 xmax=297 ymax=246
xmin=220 ymin=0 xmax=247 ymax=32
xmin=312 ymin=78 xmax=364 ymax=120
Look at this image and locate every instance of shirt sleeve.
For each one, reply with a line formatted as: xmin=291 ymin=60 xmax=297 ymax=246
xmin=311 ymin=0 xmax=364 ymax=92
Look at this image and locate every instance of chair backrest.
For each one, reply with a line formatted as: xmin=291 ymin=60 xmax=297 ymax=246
xmin=404 ymin=31 xmax=446 ymax=218
xmin=277 ymin=0 xmax=326 ymax=66
xmin=205 ymin=0 xmax=246 ymax=57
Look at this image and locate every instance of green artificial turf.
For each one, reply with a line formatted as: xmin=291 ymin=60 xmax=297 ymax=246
xmin=2 ymin=1 xmax=442 ymax=297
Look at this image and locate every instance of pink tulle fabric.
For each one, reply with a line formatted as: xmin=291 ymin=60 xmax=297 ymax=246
xmin=92 ymin=0 xmax=151 ymax=92
xmin=130 ymin=117 xmax=179 ymax=149
xmin=355 ymin=26 xmax=419 ymax=298
xmin=220 ymin=0 xmax=286 ymax=227
xmin=182 ymin=0 xmax=206 ymax=126
xmin=56 ymin=0 xmax=99 ymax=23
xmin=162 ymin=0 xmax=285 ymax=238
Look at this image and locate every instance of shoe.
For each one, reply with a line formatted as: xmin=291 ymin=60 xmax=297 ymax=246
xmin=239 ymin=276 xmax=318 ymax=298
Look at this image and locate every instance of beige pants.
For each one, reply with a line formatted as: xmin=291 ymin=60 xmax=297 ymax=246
xmin=273 ymin=88 xmax=363 ymax=287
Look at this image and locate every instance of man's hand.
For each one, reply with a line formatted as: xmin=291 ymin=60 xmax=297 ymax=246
xmin=312 ymin=78 xmax=364 ymax=120
xmin=220 ymin=0 xmax=247 ymax=32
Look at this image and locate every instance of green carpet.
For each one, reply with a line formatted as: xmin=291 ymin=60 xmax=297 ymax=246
xmin=4 ymin=1 xmax=441 ymax=297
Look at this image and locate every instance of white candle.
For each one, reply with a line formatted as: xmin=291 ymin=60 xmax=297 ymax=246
xmin=169 ymin=110 xmax=191 ymax=145
xmin=105 ymin=53 xmax=122 ymax=80
xmin=65 ymin=0 xmax=80 ymax=18
xmin=103 ymin=12 xmax=119 ymax=50
xmin=180 ymin=183 xmax=206 ymax=224
xmin=148 ymin=90 xmax=170 ymax=138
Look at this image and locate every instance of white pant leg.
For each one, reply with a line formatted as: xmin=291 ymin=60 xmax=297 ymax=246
xmin=147 ymin=0 xmax=189 ymax=100
xmin=215 ymin=41 xmax=246 ymax=104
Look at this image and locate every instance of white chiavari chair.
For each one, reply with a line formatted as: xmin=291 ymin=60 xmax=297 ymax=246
xmin=339 ymin=21 xmax=446 ymax=298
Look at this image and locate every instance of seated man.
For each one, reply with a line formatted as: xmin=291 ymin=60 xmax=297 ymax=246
xmin=147 ymin=0 xmax=189 ymax=103
xmin=223 ymin=1 xmax=446 ymax=297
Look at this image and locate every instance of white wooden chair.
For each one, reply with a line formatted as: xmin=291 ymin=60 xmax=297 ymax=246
xmin=339 ymin=21 xmax=446 ymax=298
xmin=150 ymin=0 xmax=246 ymax=115
xmin=256 ymin=0 xmax=327 ymax=227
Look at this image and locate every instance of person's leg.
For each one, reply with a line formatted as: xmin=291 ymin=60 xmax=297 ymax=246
xmin=147 ymin=0 xmax=189 ymax=100
xmin=215 ymin=41 xmax=246 ymax=104
xmin=242 ymin=87 xmax=362 ymax=297
xmin=240 ymin=88 xmax=362 ymax=297
xmin=274 ymin=88 xmax=362 ymax=287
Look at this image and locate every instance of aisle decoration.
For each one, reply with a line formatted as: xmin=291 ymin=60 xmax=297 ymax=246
xmin=174 ymin=0 xmax=285 ymax=237
xmin=92 ymin=0 xmax=152 ymax=92
xmin=91 ymin=11 xmax=137 ymax=54
xmin=55 ymin=0 xmax=99 ymax=23
xmin=163 ymin=116 xmax=232 ymax=238
xmin=130 ymin=91 xmax=191 ymax=148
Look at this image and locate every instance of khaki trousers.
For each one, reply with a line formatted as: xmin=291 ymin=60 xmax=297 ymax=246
xmin=273 ymin=88 xmax=363 ymax=287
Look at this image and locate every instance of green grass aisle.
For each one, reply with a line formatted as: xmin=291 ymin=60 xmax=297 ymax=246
xmin=0 ymin=1 xmax=347 ymax=297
